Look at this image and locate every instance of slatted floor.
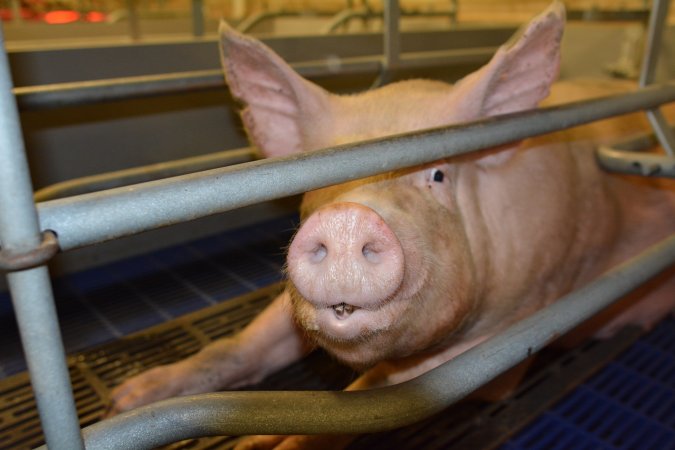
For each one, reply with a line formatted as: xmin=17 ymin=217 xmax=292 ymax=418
xmin=0 ymin=214 xmax=673 ymax=449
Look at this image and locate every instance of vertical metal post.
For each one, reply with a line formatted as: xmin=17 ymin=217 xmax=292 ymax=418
xmin=639 ymin=0 xmax=675 ymax=156
xmin=383 ymin=0 xmax=400 ymax=69
xmin=450 ymin=0 xmax=458 ymax=25
xmin=0 ymin=28 xmax=84 ymax=450
xmin=191 ymin=0 xmax=205 ymax=37
xmin=126 ymin=0 xmax=141 ymax=41
xmin=374 ymin=0 xmax=400 ymax=87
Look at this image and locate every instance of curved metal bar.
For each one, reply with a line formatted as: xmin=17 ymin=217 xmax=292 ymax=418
xmin=0 ymin=230 xmax=59 ymax=272
xmin=596 ymin=146 xmax=675 ymax=178
xmin=39 ymin=234 xmax=675 ymax=450
xmin=639 ymin=0 xmax=675 ymax=156
xmin=37 ymin=83 xmax=675 ymax=253
xmin=323 ymin=9 xmax=370 ymax=34
xmin=236 ymin=11 xmax=298 ymax=33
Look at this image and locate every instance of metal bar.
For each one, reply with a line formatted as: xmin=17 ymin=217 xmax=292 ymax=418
xmin=13 ymin=47 xmax=495 ymax=111
xmin=646 ymin=108 xmax=675 ymax=156
xmin=323 ymin=8 xmax=369 ymax=34
xmin=43 ymin=234 xmax=675 ymax=449
xmin=383 ymin=0 xmax=400 ymax=67
xmin=596 ymin=146 xmax=675 ymax=178
xmin=13 ymin=69 xmax=226 ymax=111
xmin=323 ymin=8 xmax=456 ymax=34
xmin=640 ymin=0 xmax=675 ymax=156
xmin=125 ymin=0 xmax=141 ymax=41
xmin=33 ymin=147 xmax=256 ymax=202
xmin=639 ymin=0 xmax=668 ymax=86
xmin=384 ymin=0 xmax=401 ymax=69
xmin=37 ymin=83 xmax=675 ymax=253
xmin=191 ymin=0 xmax=205 ymax=37
xmin=236 ymin=11 xmax=296 ymax=33
xmin=0 ymin=230 xmax=59 ymax=272
xmin=0 ymin=27 xmax=84 ymax=450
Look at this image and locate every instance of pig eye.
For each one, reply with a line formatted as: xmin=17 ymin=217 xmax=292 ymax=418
xmin=432 ymin=169 xmax=445 ymax=183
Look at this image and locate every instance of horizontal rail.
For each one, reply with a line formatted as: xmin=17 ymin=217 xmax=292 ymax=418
xmin=13 ymin=69 xmax=225 ymax=111
xmin=324 ymin=8 xmax=457 ymax=34
xmin=37 ymin=83 xmax=675 ymax=252
xmin=12 ymin=47 xmax=494 ymax=111
xmin=46 ymin=233 xmax=675 ymax=450
xmin=33 ymin=147 xmax=256 ymax=202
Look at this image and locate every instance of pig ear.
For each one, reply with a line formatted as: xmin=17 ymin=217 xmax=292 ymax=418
xmin=451 ymin=1 xmax=565 ymax=166
xmin=219 ymin=21 xmax=331 ymax=158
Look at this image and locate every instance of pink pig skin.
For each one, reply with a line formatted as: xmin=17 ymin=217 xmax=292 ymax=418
xmin=108 ymin=2 xmax=675 ymax=448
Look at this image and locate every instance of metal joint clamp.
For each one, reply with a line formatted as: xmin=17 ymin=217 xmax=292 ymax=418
xmin=0 ymin=231 xmax=60 ymax=272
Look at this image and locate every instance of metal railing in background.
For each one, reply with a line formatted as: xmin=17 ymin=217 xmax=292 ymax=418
xmin=12 ymin=41 xmax=498 ymax=111
xmin=323 ymin=0 xmax=458 ymax=34
xmin=639 ymin=0 xmax=675 ymax=156
xmin=1 ymin=0 xmax=674 ymax=449
xmin=597 ymin=0 xmax=675 ymax=176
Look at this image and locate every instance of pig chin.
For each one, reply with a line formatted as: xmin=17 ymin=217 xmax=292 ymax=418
xmin=287 ymin=256 xmax=429 ymax=367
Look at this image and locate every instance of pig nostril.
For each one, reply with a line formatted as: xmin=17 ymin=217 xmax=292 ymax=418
xmin=310 ymin=243 xmax=327 ymax=263
xmin=361 ymin=243 xmax=380 ymax=263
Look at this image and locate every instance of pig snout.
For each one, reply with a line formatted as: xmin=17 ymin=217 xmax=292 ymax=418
xmin=287 ymin=202 xmax=405 ymax=333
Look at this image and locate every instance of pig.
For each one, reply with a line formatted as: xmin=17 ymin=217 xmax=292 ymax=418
xmin=108 ymin=2 xmax=675 ymax=449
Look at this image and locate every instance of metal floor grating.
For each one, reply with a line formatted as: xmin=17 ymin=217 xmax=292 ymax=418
xmin=0 ymin=283 xmax=672 ymax=449
xmin=0 ymin=214 xmax=299 ymax=378
xmin=0 ymin=215 xmax=673 ymax=449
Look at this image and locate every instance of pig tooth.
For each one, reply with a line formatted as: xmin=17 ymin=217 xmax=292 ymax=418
xmin=333 ymin=302 xmax=355 ymax=319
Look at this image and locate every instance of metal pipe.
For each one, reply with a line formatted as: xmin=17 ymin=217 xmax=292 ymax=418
xmin=323 ymin=8 xmax=456 ymax=34
xmin=33 ymin=147 xmax=256 ymax=202
xmin=379 ymin=0 xmax=401 ymax=86
xmin=639 ymin=0 xmax=668 ymax=86
xmin=323 ymin=8 xmax=370 ymax=34
xmin=13 ymin=69 xmax=226 ymax=111
xmin=596 ymin=145 xmax=675 ymax=178
xmin=191 ymin=0 xmax=205 ymax=37
xmin=384 ymin=1 xmax=400 ymax=64
xmin=0 ymin=28 xmax=84 ymax=450
xmin=13 ymin=46 xmax=494 ymax=111
xmin=37 ymin=83 xmax=675 ymax=253
xmin=41 ymin=234 xmax=675 ymax=449
xmin=125 ymin=0 xmax=141 ymax=41
xmin=646 ymin=108 xmax=675 ymax=157
xmin=639 ymin=0 xmax=675 ymax=156
xmin=236 ymin=11 xmax=296 ymax=33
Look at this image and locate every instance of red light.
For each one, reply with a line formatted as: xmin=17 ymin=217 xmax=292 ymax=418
xmin=86 ymin=11 xmax=105 ymax=23
xmin=44 ymin=10 xmax=80 ymax=24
